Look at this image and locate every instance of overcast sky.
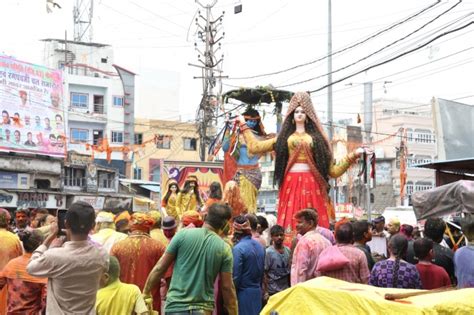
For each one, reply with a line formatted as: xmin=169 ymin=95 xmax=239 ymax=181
xmin=2 ymin=0 xmax=473 ymax=132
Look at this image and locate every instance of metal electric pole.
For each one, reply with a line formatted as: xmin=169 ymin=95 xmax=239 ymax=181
xmin=192 ymin=0 xmax=226 ymax=161
xmin=363 ymin=82 xmax=373 ymax=221
xmin=327 ymin=0 xmax=338 ymax=206
xmin=327 ymin=0 xmax=333 ymax=141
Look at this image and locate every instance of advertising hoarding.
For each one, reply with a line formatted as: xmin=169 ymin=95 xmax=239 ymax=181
xmin=0 ymin=55 xmax=66 ymax=157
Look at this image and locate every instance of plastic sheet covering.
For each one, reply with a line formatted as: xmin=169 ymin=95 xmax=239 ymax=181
xmin=261 ymin=277 xmax=474 ymax=315
xmin=412 ymin=180 xmax=474 ymax=220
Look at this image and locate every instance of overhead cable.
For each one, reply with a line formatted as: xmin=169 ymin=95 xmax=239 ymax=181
xmin=224 ymin=0 xmax=442 ymax=80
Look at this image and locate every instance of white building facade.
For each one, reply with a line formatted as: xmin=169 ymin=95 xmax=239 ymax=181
xmin=42 ymin=39 xmax=135 ymax=179
xmin=370 ymin=98 xmax=436 ymax=206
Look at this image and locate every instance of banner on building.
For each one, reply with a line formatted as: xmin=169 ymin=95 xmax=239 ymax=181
xmin=0 ymin=56 xmax=66 ymax=157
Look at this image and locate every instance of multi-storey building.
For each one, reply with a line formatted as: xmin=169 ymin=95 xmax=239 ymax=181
xmin=370 ymin=98 xmax=436 ymax=206
xmin=41 ymin=39 xmax=135 ymax=178
xmin=39 ymin=39 xmax=136 ymax=211
xmin=133 ymin=118 xmax=201 ymax=182
xmin=257 ymin=153 xmax=277 ymax=213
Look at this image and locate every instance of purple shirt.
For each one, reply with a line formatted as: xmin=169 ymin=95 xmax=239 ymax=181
xmin=454 ymin=245 xmax=474 ymax=288
xmin=369 ymin=259 xmax=422 ymax=289
xmin=316 ymin=226 xmax=336 ymax=245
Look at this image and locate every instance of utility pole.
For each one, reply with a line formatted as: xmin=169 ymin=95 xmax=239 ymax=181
xmin=73 ymin=0 xmax=94 ymax=42
xmin=363 ymin=82 xmax=373 ymax=221
xmin=327 ymin=0 xmax=333 ymax=141
xmin=327 ymin=0 xmax=338 ymax=206
xmin=193 ymin=0 xmax=225 ymax=161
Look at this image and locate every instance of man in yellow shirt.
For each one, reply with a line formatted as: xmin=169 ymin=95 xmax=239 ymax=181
xmin=96 ymin=256 xmax=148 ymax=315
xmin=149 ymin=210 xmax=169 ymax=246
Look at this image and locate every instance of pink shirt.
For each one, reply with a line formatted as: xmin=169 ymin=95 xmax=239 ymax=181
xmin=291 ymin=230 xmax=331 ymax=286
xmin=320 ymin=244 xmax=370 ymax=284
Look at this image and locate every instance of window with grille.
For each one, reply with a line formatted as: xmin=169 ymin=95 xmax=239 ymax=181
xmin=71 ymin=129 xmax=89 ymax=143
xmin=111 ymin=131 xmax=123 ymax=144
xmin=134 ymin=133 xmax=143 ymax=145
xmin=64 ymin=167 xmax=85 ymax=187
xmin=156 ymin=135 xmax=171 ymax=149
xmin=113 ymin=96 xmax=124 ymax=107
xmin=183 ymin=137 xmax=197 ymax=151
xmin=98 ymin=171 xmax=115 ymax=188
xmin=71 ymin=93 xmax=88 ymax=108
xmin=414 ymin=129 xmax=434 ymax=144
xmin=267 ymin=171 xmax=274 ymax=185
xmin=134 ymin=168 xmax=143 ymax=180
xmin=406 ymin=181 xmax=414 ymax=196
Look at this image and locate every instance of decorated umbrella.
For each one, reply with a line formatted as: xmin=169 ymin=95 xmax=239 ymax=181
xmin=222 ymin=86 xmax=294 ymax=105
xmin=222 ymin=86 xmax=294 ymax=132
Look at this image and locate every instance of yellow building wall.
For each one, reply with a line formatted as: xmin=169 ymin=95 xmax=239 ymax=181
xmin=133 ymin=118 xmax=201 ymax=181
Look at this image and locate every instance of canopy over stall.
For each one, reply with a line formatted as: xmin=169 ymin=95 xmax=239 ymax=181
xmin=412 ymin=180 xmax=474 ymax=220
xmin=416 ymin=157 xmax=474 ymax=186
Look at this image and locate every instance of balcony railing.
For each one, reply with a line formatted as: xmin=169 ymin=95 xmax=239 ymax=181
xmin=64 ymin=177 xmax=85 ymax=187
xmin=93 ymin=104 xmax=105 ymax=114
xmin=99 ymin=179 xmax=114 ymax=189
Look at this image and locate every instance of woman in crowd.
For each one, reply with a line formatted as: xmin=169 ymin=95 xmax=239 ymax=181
xmin=162 ymin=179 xmax=180 ymax=220
xmin=369 ymin=234 xmax=422 ymax=289
xmin=239 ymin=92 xmax=364 ymax=244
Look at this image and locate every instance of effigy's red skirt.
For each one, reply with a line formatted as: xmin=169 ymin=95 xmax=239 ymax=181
xmin=277 ymin=170 xmax=330 ymax=246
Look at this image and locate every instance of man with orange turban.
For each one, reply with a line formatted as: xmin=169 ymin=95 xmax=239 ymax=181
xmin=182 ymin=210 xmax=204 ymax=228
xmin=114 ymin=211 xmax=131 ymax=234
xmin=111 ymin=213 xmax=165 ymax=312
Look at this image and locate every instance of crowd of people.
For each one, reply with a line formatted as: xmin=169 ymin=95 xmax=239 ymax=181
xmin=1 ymin=200 xmax=474 ymax=315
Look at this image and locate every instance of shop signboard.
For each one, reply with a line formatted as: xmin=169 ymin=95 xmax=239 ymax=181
xmin=0 ymin=191 xmax=65 ymax=209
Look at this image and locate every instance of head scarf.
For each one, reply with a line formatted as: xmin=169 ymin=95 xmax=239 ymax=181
xmin=96 ymin=211 xmax=115 ymax=223
xmin=129 ymin=213 xmax=155 ymax=232
xmin=114 ymin=211 xmax=131 ymax=224
xmin=233 ymin=219 xmax=251 ymax=234
xmin=182 ymin=210 xmax=204 ymax=228
xmin=284 ymin=91 xmax=331 ymax=152
xmin=0 ymin=208 xmax=11 ymax=226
